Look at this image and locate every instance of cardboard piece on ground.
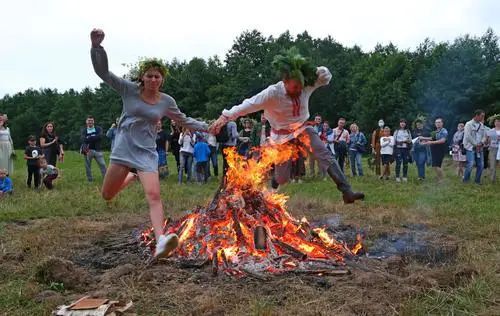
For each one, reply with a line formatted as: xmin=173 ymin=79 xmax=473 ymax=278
xmin=53 ymin=297 xmax=133 ymax=316
xmin=71 ymin=298 xmax=109 ymax=310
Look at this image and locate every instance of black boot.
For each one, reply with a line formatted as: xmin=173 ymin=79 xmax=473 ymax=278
xmin=326 ymin=163 xmax=365 ymax=204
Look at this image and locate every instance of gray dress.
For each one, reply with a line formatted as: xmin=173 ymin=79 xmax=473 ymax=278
xmin=91 ymin=47 xmax=207 ymax=172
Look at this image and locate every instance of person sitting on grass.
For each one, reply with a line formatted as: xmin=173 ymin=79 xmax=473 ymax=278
xmin=380 ymin=127 xmax=395 ymax=180
xmin=38 ymin=157 xmax=59 ymax=190
xmin=24 ymin=135 xmax=44 ymax=189
xmin=0 ymin=168 xmax=13 ymax=197
xmin=90 ymin=28 xmax=207 ymax=258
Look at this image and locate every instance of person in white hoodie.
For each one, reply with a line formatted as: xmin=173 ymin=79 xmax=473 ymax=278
xmin=380 ymin=127 xmax=395 ymax=180
xmin=178 ymin=128 xmax=195 ymax=184
xmin=209 ymin=48 xmax=363 ymax=203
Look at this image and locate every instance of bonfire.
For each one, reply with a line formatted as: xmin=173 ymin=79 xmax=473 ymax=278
xmin=140 ymin=141 xmax=362 ymax=278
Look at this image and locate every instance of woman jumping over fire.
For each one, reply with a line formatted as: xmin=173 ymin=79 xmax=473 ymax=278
xmin=90 ymin=29 xmax=207 ymax=258
xmin=209 ymin=48 xmax=364 ymax=203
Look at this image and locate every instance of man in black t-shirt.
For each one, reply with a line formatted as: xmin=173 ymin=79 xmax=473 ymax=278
xmin=80 ymin=115 xmax=107 ymax=182
xmin=24 ymin=135 xmax=44 ymax=188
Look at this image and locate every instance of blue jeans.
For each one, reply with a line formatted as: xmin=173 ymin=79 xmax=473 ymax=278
xmin=178 ymin=152 xmax=193 ymax=183
xmin=395 ymin=148 xmax=410 ymax=178
xmin=463 ymin=150 xmax=484 ymax=184
xmin=349 ymin=150 xmax=363 ymax=176
xmin=414 ymin=150 xmax=427 ymax=179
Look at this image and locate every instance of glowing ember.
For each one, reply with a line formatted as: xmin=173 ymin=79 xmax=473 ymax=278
xmin=140 ymin=143 xmax=363 ymax=277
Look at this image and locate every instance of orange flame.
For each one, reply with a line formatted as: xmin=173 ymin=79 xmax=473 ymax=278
xmin=140 ymin=142 xmax=361 ymax=276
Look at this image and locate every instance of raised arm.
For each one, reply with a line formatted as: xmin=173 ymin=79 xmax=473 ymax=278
xmin=90 ymin=29 xmax=136 ymax=96
xmin=165 ymin=97 xmax=208 ymax=132
xmin=209 ymin=86 xmax=275 ymax=134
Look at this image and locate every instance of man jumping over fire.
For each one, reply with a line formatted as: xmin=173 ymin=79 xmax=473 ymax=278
xmin=209 ymin=48 xmax=364 ymax=203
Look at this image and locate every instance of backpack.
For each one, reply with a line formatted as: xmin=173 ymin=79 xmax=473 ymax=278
xmin=215 ymin=124 xmax=230 ymax=144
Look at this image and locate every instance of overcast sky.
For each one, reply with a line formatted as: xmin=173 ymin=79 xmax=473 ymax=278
xmin=0 ymin=0 xmax=498 ymax=98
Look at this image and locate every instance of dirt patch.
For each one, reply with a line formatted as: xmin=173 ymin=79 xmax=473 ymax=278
xmin=0 ymin=214 xmax=463 ymax=315
xmin=35 ymin=257 xmax=94 ymax=290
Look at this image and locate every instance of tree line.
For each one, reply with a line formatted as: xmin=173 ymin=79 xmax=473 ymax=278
xmin=1 ymin=28 xmax=498 ymax=150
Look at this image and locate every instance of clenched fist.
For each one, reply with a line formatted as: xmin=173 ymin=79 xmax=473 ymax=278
xmin=90 ymin=28 xmax=105 ymax=48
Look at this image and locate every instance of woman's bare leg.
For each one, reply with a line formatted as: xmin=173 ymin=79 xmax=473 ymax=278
xmin=101 ymin=163 xmax=131 ymax=200
xmin=137 ymin=171 xmax=165 ymax=241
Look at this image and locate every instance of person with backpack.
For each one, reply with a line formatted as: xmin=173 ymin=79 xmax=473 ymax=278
xmin=209 ymin=48 xmax=364 ymax=204
xmin=348 ymin=123 xmax=367 ymax=177
xmin=330 ymin=118 xmax=350 ymax=173
xmin=463 ymin=110 xmax=487 ymax=184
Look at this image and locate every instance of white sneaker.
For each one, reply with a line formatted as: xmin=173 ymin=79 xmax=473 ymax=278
xmin=298 ymin=179 xmax=303 ymax=184
xmin=402 ymin=177 xmax=408 ymax=182
xmin=396 ymin=177 xmax=401 ymax=182
xmin=154 ymin=233 xmax=179 ymax=258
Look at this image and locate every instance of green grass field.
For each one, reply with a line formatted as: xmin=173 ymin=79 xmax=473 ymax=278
xmin=0 ymin=150 xmax=498 ymax=315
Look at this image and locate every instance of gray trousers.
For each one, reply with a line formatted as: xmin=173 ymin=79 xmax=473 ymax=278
xmin=84 ymin=150 xmax=107 ymax=181
xmin=274 ymin=127 xmax=351 ymax=192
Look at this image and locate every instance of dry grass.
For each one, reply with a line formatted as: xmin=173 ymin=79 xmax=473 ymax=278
xmin=0 ymin=151 xmax=498 ymax=315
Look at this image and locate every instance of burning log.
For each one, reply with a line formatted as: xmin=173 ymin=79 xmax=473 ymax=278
xmin=254 ymin=226 xmax=267 ymax=250
xmin=291 ymin=269 xmax=350 ymax=276
xmin=231 ymin=209 xmax=245 ymax=243
xmin=273 ymin=239 xmax=307 ymax=260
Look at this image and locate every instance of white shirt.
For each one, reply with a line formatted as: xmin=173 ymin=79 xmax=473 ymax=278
xmin=463 ymin=119 xmax=487 ymax=151
xmin=207 ymin=134 xmax=217 ymax=147
xmin=222 ymin=67 xmax=332 ymax=145
xmin=178 ymin=133 xmax=194 ymax=154
xmin=329 ymin=128 xmax=350 ymax=143
xmin=380 ymin=136 xmax=395 ymax=155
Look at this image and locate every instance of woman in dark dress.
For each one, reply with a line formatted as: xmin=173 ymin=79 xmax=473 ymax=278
xmin=40 ymin=122 xmax=64 ymax=166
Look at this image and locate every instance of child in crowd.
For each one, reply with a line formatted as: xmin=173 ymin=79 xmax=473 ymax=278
xmin=380 ymin=127 xmax=395 ymax=180
xmin=193 ymin=136 xmax=211 ymax=184
xmin=39 ymin=157 xmax=59 ymax=190
xmin=0 ymin=168 xmax=13 ymax=197
xmin=24 ymin=135 xmax=44 ymax=189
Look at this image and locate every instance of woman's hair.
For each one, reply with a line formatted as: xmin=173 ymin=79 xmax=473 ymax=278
xmin=41 ymin=121 xmax=57 ymax=139
xmin=350 ymin=123 xmax=358 ymax=130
